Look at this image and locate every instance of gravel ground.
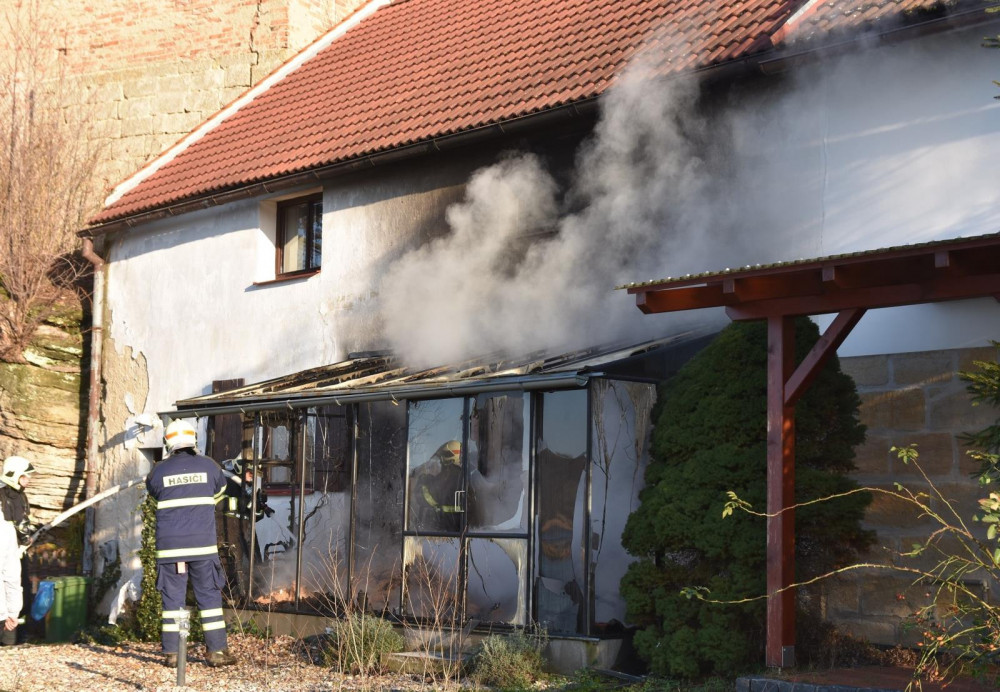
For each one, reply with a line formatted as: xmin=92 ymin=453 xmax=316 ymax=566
xmin=0 ymin=634 xmax=470 ymax=692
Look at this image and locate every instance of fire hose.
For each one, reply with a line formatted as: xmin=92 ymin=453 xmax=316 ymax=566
xmin=23 ymin=465 xmax=247 ymax=551
xmin=23 ymin=476 xmax=149 ymax=552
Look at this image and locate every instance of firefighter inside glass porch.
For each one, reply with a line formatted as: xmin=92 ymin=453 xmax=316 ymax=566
xmin=409 ymin=440 xmax=464 ymax=532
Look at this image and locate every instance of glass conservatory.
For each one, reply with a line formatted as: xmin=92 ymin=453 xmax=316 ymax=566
xmin=171 ymin=333 xmax=709 ymax=637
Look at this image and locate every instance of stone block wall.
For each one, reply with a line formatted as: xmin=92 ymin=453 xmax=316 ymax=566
xmin=0 ymin=0 xmax=367 ymax=193
xmin=0 ymin=318 xmax=85 ymax=524
xmin=822 ymin=346 xmax=1000 ymax=645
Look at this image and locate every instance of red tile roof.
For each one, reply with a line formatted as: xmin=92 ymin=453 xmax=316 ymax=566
xmin=89 ymin=0 xmax=983 ymax=228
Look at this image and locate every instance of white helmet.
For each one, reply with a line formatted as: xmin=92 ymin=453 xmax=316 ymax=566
xmin=1 ymin=456 xmax=35 ymax=489
xmin=164 ymin=419 xmax=198 ymax=454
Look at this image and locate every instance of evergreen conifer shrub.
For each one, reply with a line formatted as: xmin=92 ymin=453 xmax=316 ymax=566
xmin=621 ymin=318 xmax=872 ymax=678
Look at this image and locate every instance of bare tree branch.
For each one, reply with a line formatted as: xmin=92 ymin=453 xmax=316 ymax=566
xmin=0 ymin=0 xmax=103 ymax=362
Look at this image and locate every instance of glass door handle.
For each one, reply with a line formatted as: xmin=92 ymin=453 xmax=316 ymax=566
xmin=454 ymin=490 xmax=466 ymax=513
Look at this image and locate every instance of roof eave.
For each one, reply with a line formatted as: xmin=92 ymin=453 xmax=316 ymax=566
xmin=166 ymin=370 xmax=596 ymax=420
xmin=82 ymin=7 xmax=998 ymax=240
xmin=759 ymin=5 xmax=1000 ymax=75
xmin=80 ymin=97 xmax=603 ymax=238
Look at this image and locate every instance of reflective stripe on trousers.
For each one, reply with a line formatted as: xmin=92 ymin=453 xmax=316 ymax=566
xmin=156 ymin=557 xmax=228 ymax=654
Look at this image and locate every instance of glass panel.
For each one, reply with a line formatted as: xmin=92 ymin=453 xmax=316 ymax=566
xmin=534 ymin=390 xmax=588 ymax=634
xmin=218 ymin=416 xmax=257 ymax=603
xmin=353 ymin=401 xmax=406 ymax=614
xmin=298 ymin=406 xmax=352 ymax=612
xmin=281 ymin=202 xmax=309 ymax=273
xmin=407 ymin=399 xmax=465 ymax=534
xmin=250 ymin=412 xmax=300 ymax=609
xmin=258 ymin=413 xmax=298 ymax=492
xmin=468 ymin=393 xmax=529 ymax=533
xmin=403 ymin=536 xmax=462 ymax=623
xmin=590 ymin=380 xmax=655 ymax=631
xmin=310 ymin=198 xmax=323 ymax=269
xmin=466 ymin=538 xmax=527 ymax=625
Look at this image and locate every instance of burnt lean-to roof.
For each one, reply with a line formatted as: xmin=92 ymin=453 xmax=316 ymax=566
xmin=88 ymin=0 xmax=993 ymax=233
xmin=170 ymin=330 xmax=716 ymax=417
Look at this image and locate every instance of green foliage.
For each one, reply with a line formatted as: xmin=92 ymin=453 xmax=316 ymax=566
xmin=78 ymin=622 xmax=133 ymax=646
xmin=468 ymin=627 xmax=548 ymax=691
xmin=621 ymin=319 xmax=872 ymax=678
xmin=82 ymin=550 xmax=145 ymax=646
xmin=318 ymin=613 xmax=405 ymax=675
xmin=884 ymin=344 xmax=1000 ymax=685
xmin=134 ymin=493 xmax=161 ymax=642
xmin=89 ymin=551 xmax=122 ymax=619
xmin=960 ymin=341 xmax=1000 ymax=477
xmin=886 ymin=445 xmax=1000 ymax=686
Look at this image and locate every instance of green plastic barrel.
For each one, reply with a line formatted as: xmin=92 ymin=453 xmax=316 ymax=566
xmin=44 ymin=576 xmax=91 ymax=643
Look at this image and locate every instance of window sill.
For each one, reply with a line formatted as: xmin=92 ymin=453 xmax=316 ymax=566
xmin=253 ymin=268 xmax=320 ymax=287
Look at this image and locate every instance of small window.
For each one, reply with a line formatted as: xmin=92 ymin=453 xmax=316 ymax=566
xmin=257 ymin=412 xmax=304 ymax=495
xmin=276 ymin=194 xmax=322 ymax=276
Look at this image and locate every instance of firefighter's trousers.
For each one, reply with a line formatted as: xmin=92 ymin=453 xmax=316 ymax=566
xmin=157 ymin=557 xmax=228 ymax=654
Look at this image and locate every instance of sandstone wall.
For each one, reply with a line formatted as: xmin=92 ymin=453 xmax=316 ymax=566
xmin=0 ymin=0 xmax=368 ymax=193
xmin=825 ymin=346 xmax=1000 ymax=646
xmin=0 ymin=309 xmax=86 ymax=525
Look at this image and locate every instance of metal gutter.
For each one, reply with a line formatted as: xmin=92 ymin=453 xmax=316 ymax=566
xmin=160 ymin=371 xmax=598 ymax=421
xmin=81 ymin=98 xmax=600 ymax=239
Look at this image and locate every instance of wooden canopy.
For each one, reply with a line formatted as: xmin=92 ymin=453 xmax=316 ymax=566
xmin=623 ymin=232 xmax=1000 ymax=668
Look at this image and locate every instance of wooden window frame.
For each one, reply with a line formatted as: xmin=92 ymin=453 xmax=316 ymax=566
xmin=258 ymin=412 xmax=308 ymax=496
xmin=275 ymin=193 xmax=323 ymax=278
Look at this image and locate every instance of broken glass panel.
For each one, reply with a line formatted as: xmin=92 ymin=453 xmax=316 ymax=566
xmin=354 ymin=401 xmax=406 ymax=614
xmin=250 ymin=411 xmax=301 ymax=609
xmin=217 ymin=415 xmax=256 ymax=603
xmin=590 ymin=380 xmax=655 ymax=631
xmin=534 ymin=390 xmax=588 ymax=635
xmin=466 ymin=538 xmax=527 ymax=625
xmin=407 ymin=399 xmax=465 ymax=534
xmin=256 ymin=412 xmax=298 ymax=492
xmin=297 ymin=405 xmax=352 ymax=612
xmin=403 ymin=536 xmax=462 ymax=623
xmin=467 ymin=393 xmax=529 ymax=533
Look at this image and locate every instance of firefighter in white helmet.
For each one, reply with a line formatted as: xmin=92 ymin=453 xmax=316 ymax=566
xmin=146 ymin=420 xmax=236 ymax=668
xmin=0 ymin=455 xmax=34 ymax=646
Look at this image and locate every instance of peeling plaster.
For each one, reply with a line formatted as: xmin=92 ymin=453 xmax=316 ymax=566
xmin=94 ymin=331 xmax=151 ymax=586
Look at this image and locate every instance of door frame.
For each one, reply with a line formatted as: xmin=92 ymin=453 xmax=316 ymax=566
xmin=400 ymin=395 xmax=531 ymax=627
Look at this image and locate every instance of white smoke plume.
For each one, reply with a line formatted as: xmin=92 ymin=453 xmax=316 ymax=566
xmin=378 ymin=21 xmax=1000 ymax=367
xmin=379 ymin=54 xmax=735 ymax=367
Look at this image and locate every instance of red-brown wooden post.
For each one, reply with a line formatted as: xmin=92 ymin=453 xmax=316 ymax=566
xmin=766 ymin=315 xmax=796 ymax=668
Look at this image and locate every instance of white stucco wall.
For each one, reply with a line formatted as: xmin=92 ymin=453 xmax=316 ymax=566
xmin=93 ymin=157 xmax=474 ymax=591
xmin=104 ymin=161 xmax=474 ymax=402
xmin=725 ymin=24 xmax=1000 ymax=356
xmin=93 ymin=21 xmax=1000 ymax=607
